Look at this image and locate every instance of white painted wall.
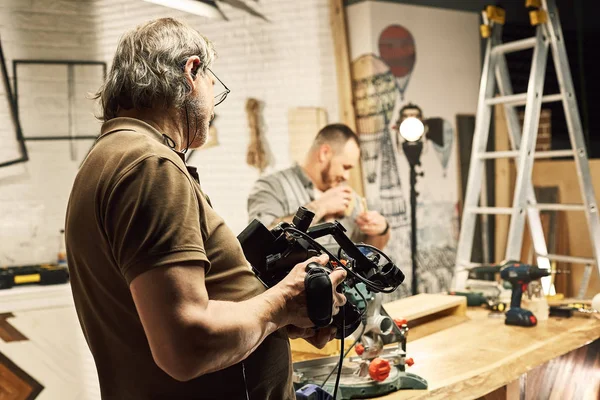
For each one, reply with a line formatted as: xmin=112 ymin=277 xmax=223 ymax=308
xmin=347 ymin=1 xmax=480 ymax=293
xmin=0 ymin=0 xmax=102 ymax=266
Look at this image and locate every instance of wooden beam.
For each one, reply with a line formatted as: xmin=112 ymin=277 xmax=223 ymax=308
xmin=329 ymin=0 xmax=364 ymax=196
xmin=494 ymin=104 xmax=514 ymax=263
xmin=0 ymin=313 xmax=27 ymax=342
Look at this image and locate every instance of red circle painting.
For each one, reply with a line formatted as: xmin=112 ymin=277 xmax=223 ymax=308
xmin=378 ymin=25 xmax=416 ymax=99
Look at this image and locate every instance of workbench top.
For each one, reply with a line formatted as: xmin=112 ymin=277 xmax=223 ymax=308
xmin=378 ymin=309 xmax=600 ymax=399
xmin=0 ymin=283 xmax=73 ymax=313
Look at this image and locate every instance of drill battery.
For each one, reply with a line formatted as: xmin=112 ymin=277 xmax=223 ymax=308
xmin=0 ymin=264 xmax=69 ymax=290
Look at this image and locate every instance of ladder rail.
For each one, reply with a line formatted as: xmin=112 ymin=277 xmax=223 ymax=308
xmin=504 ymin=28 xmax=549 ymax=265
xmin=495 ymin=46 xmax=552 ymax=291
xmin=544 ymin=0 xmax=600 ymax=279
xmin=454 ymin=33 xmax=498 ymax=289
xmin=454 ymin=2 xmax=600 ymax=293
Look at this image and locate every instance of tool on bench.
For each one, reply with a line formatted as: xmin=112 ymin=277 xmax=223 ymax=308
xmin=500 ymin=261 xmax=550 ymax=326
xmin=295 ymin=384 xmax=333 ymax=400
xmin=454 ymin=0 xmax=600 ymax=299
xmin=0 ymin=264 xmax=69 ymax=290
xmin=449 ymin=290 xmax=507 ymax=313
xmin=293 ymin=286 xmax=426 ymax=399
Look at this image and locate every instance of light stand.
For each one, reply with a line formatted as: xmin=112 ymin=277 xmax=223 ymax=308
xmin=399 ymin=117 xmax=425 ymax=296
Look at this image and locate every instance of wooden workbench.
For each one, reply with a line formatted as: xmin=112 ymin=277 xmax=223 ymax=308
xmin=378 ymin=309 xmax=600 ymax=399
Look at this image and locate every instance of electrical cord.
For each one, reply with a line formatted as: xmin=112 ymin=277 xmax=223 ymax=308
xmin=284 ymin=227 xmax=399 ymax=293
xmin=321 ymin=322 xmax=366 ymax=389
xmin=332 ymin=311 xmax=344 ymax=400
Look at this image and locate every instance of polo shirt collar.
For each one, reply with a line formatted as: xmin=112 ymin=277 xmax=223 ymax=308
xmin=98 ymin=117 xmax=201 ymax=179
xmin=292 ymin=163 xmax=314 ymax=190
xmin=99 ymin=117 xmax=190 ymax=161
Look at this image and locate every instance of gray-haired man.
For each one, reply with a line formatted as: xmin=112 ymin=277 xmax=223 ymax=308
xmin=66 ymin=18 xmax=345 ymax=399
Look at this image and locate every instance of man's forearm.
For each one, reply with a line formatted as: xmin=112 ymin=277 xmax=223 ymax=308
xmin=183 ymin=288 xmax=287 ymax=379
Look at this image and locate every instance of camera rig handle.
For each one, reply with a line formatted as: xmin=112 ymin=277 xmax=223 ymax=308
xmin=304 ymin=263 xmax=334 ymax=327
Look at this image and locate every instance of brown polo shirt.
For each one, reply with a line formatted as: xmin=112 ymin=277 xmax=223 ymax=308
xmin=65 ymin=117 xmax=294 ymax=399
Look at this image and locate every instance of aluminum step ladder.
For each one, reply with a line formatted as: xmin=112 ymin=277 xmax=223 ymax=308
xmin=453 ymin=0 xmax=600 ymax=293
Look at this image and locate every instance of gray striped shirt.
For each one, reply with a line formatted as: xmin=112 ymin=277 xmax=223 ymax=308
xmin=247 ymin=164 xmax=365 ymax=252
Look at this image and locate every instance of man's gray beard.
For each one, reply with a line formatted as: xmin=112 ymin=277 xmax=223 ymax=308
xmin=184 ymin=95 xmax=208 ymax=148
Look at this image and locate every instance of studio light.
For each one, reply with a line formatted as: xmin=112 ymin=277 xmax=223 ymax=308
xmin=399 ymin=117 xmax=425 ymax=142
xmin=396 ymin=105 xmax=425 ymax=296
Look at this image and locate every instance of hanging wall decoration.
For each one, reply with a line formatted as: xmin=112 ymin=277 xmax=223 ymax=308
xmin=351 ymin=54 xmax=397 ymax=185
xmin=245 ymin=98 xmax=271 ymax=173
xmin=378 ymin=25 xmax=416 ymax=101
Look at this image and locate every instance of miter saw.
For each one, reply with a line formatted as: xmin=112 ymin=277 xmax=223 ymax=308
xmin=293 ymin=284 xmax=427 ymax=399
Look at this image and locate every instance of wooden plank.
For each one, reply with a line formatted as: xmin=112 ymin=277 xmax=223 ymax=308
xmin=0 ymin=313 xmax=27 ymax=342
xmin=407 ymin=314 xmax=469 ymax=342
xmin=494 ymin=104 xmax=514 ymax=263
xmin=291 ymin=294 xmax=467 ymax=359
xmin=0 ymin=352 xmax=40 ymax=400
xmin=531 ymin=160 xmax=600 ymax=298
xmin=288 ymin=107 xmax=328 ymax=164
xmin=377 ymin=309 xmax=600 ymax=399
xmin=329 ymin=0 xmax=364 ymax=197
xmin=382 ymin=294 xmax=466 ymax=322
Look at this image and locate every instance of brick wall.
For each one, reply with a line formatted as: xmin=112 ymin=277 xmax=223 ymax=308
xmin=0 ymin=0 xmax=101 ymax=265
xmin=0 ymin=0 xmax=340 ymax=265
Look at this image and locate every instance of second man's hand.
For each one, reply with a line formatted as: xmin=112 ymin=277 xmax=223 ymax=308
xmin=307 ymin=185 xmax=353 ymax=221
xmin=355 ymin=211 xmax=387 ymax=236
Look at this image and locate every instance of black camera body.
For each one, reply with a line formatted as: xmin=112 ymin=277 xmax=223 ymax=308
xmin=238 ymin=207 xmax=405 ymax=338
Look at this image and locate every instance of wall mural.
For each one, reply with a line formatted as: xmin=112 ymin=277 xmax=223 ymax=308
xmin=351 ymin=24 xmax=458 ymax=298
xmin=378 ymin=25 xmax=416 ymax=101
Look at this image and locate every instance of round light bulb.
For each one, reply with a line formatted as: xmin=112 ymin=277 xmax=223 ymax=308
xmin=399 ymin=117 xmax=425 ymax=142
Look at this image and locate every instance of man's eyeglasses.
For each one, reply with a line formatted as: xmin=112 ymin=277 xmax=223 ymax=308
xmin=207 ymin=67 xmax=230 ymax=107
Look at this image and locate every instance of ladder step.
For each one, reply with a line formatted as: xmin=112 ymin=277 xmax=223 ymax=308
xmin=541 ymin=254 xmax=597 ymax=265
xmin=492 ymin=37 xmax=537 ymax=54
xmin=540 ymin=94 xmax=564 ymax=104
xmin=479 ymin=151 xmax=519 ymax=159
xmin=485 ymin=94 xmax=526 ymax=106
xmin=468 ymin=207 xmax=513 ymax=215
xmin=531 ymin=203 xmax=586 ymax=211
xmin=478 ymin=149 xmax=574 ymax=159
xmin=534 ymin=150 xmax=574 ymax=158
xmin=485 ymin=93 xmax=563 ymax=106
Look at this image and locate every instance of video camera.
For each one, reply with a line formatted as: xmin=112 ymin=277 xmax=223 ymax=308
xmin=238 ymin=206 xmax=405 ymax=338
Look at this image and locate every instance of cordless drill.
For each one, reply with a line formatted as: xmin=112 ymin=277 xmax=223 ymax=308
xmin=500 ymin=262 xmax=550 ymax=327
